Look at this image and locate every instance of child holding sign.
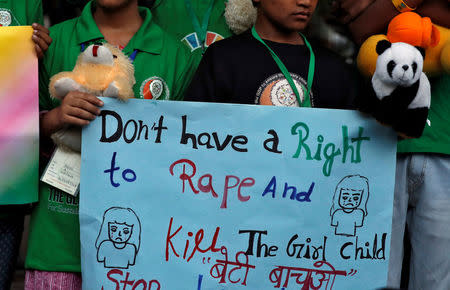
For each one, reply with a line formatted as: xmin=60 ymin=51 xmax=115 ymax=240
xmin=331 ymin=0 xmax=450 ymax=288
xmin=185 ymin=0 xmax=358 ymax=109
xmin=0 ymin=1 xmax=51 ymax=289
xmin=24 ymin=0 xmax=193 ymax=289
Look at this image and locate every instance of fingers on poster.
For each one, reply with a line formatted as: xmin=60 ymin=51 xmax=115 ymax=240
xmin=95 ymin=207 xmax=141 ymax=269
xmin=330 ymin=175 xmax=370 ymax=237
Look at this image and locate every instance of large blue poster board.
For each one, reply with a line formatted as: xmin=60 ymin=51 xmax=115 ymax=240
xmin=80 ymin=98 xmax=397 ymax=289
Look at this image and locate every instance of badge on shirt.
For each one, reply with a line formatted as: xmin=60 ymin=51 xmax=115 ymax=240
xmin=255 ymin=73 xmax=310 ymax=107
xmin=140 ymin=76 xmax=170 ymax=100
xmin=181 ymin=31 xmax=224 ymax=52
xmin=0 ymin=9 xmax=19 ymax=26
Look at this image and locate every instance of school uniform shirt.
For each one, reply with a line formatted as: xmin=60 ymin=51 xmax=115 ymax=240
xmin=397 ymin=74 xmax=450 ymax=155
xmin=26 ymin=1 xmax=193 ymax=272
xmin=185 ymin=30 xmax=357 ymax=110
xmin=0 ymin=0 xmax=43 ymax=27
xmin=151 ymin=0 xmax=232 ymax=69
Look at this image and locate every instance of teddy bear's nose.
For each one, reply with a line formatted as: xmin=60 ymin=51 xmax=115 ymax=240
xmin=402 ymin=65 xmax=409 ymax=71
xmin=92 ymin=45 xmax=99 ymax=57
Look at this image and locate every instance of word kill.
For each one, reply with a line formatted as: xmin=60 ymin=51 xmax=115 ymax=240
xmin=165 ymin=217 xmax=223 ymax=262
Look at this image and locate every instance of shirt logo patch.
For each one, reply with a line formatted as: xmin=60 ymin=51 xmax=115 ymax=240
xmin=181 ymin=31 xmax=224 ymax=52
xmin=255 ymin=73 xmax=311 ymax=107
xmin=140 ymin=77 xmax=170 ymax=100
xmin=0 ymin=10 xmax=12 ymax=26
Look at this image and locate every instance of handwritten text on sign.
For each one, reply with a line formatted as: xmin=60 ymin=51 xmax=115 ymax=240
xmin=80 ymin=99 xmax=396 ymax=289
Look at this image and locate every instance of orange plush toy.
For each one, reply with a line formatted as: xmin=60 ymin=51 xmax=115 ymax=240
xmin=387 ymin=12 xmax=440 ymax=48
xmin=357 ymin=12 xmax=450 ymax=77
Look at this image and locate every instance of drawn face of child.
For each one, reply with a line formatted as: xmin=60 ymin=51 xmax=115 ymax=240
xmin=108 ymin=222 xmax=133 ymax=244
xmin=338 ymin=188 xmax=363 ymax=211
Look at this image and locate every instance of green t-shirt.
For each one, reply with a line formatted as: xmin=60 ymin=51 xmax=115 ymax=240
xmin=397 ymin=74 xmax=450 ymax=155
xmin=151 ymin=0 xmax=232 ymax=68
xmin=26 ymin=1 xmax=193 ymax=272
xmin=0 ymin=0 xmax=43 ymax=26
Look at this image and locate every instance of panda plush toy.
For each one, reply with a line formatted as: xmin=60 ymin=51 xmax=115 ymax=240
xmin=360 ymin=40 xmax=431 ymax=138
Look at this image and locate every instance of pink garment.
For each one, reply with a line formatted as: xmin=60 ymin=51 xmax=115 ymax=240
xmin=25 ymin=270 xmax=81 ymax=290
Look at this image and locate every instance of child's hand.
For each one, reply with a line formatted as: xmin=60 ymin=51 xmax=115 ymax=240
xmin=56 ymin=91 xmax=104 ymax=127
xmin=40 ymin=92 xmax=103 ymax=140
xmin=331 ymin=0 xmax=376 ymax=24
xmin=32 ymin=23 xmax=52 ymax=59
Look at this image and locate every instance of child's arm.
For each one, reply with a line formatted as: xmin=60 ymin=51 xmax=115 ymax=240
xmin=331 ymin=213 xmax=338 ymax=226
xmin=332 ymin=0 xmax=376 ymax=25
xmin=40 ymin=91 xmax=104 ymax=138
xmin=97 ymin=243 xmax=106 ymax=263
xmin=333 ymin=0 xmax=430 ymax=45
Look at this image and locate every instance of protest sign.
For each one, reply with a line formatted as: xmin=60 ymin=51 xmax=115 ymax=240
xmin=0 ymin=26 xmax=38 ymax=204
xmin=80 ymin=98 xmax=396 ymax=289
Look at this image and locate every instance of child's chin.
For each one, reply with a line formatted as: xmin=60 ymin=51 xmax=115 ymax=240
xmin=289 ymin=20 xmax=309 ymax=31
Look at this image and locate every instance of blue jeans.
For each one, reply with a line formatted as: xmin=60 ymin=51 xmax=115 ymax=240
xmin=388 ymin=153 xmax=450 ymax=290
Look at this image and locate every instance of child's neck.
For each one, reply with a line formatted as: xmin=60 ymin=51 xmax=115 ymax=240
xmin=94 ymin=4 xmax=143 ymax=48
xmin=254 ymin=18 xmax=304 ymax=45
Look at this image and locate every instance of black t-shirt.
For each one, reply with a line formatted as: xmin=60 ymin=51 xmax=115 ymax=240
xmin=185 ymin=30 xmax=358 ymax=109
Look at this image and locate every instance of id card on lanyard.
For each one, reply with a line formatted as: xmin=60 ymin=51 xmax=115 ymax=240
xmin=251 ymin=26 xmax=315 ymax=107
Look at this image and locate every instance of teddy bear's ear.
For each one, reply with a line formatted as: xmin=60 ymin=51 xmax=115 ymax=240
xmin=376 ymin=40 xmax=391 ymax=55
xmin=415 ymin=46 xmax=426 ymax=59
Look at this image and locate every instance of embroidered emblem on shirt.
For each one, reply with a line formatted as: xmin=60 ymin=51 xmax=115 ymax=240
xmin=181 ymin=31 xmax=224 ymax=52
xmin=140 ymin=77 xmax=170 ymax=100
xmin=255 ymin=73 xmax=311 ymax=107
xmin=0 ymin=9 xmax=12 ymax=26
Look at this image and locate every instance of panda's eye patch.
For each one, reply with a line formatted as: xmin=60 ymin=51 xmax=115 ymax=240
xmin=113 ymin=55 xmax=118 ymax=59
xmin=412 ymin=62 xmax=418 ymax=74
xmin=387 ymin=60 xmax=396 ymax=78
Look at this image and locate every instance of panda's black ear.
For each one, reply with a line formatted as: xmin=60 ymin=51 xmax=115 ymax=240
xmin=415 ymin=46 xmax=426 ymax=59
xmin=376 ymin=40 xmax=391 ymax=55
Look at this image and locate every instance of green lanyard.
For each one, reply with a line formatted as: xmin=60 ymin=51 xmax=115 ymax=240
xmin=251 ymin=26 xmax=315 ymax=107
xmin=184 ymin=0 xmax=215 ymax=53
